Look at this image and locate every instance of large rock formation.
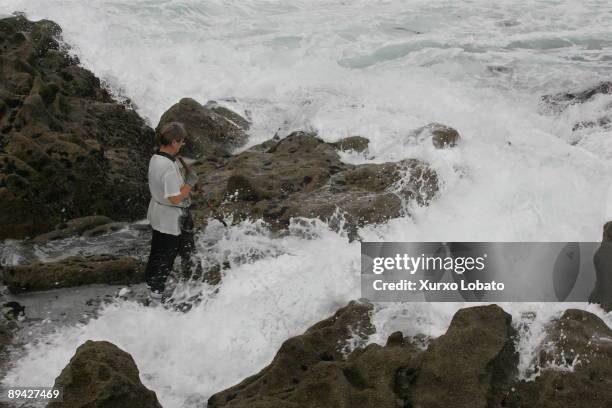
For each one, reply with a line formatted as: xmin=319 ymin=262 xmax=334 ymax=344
xmin=508 ymin=309 xmax=612 ymax=408
xmin=47 ymin=340 xmax=162 ymax=408
xmin=398 ymin=304 xmax=518 ymax=408
xmin=156 ymin=98 xmax=248 ymax=160
xmin=188 ymin=131 xmax=438 ymax=236
xmin=209 ymin=303 xmax=612 ymax=408
xmin=208 ymin=300 xmax=381 ymax=408
xmin=0 ymin=16 xmax=154 ymax=239
xmin=2 ymin=254 xmax=142 ymax=293
xmin=208 ymin=303 xmax=518 ymax=408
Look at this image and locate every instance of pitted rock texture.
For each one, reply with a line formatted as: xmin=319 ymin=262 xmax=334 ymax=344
xmin=0 ymin=16 xmax=154 ymax=239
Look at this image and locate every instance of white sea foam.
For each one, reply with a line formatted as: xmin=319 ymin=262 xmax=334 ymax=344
xmin=1 ymin=1 xmax=612 ymax=407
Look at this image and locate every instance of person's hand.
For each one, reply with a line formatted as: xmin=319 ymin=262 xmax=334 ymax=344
xmin=186 ymin=172 xmax=199 ymax=187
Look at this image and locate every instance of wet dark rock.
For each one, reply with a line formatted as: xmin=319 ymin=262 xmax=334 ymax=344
xmin=0 ymin=16 xmax=154 ymax=239
xmin=542 ymin=81 xmax=612 ymax=111
xmin=408 ymin=122 xmax=461 ymax=149
xmin=81 ymin=221 xmax=129 ymax=238
xmin=2 ymin=255 xmax=142 ymax=293
xmin=589 ymin=221 xmax=612 ymax=312
xmin=47 ymin=340 xmax=162 ymax=408
xmin=1 ymin=301 xmax=25 ymax=320
xmin=210 ymin=304 xmax=522 ymax=408
xmin=208 ymin=300 xmax=377 ymax=408
xmin=507 ymin=309 xmax=612 ymax=408
xmin=399 ymin=304 xmax=518 ymax=408
xmin=157 ymin=97 xmax=248 ymax=160
xmin=329 ymin=135 xmax=370 ymax=153
xmin=31 ymin=215 xmax=114 ymax=243
xmin=191 ymin=131 xmax=438 ymax=235
xmin=572 ymin=116 xmax=611 ymax=132
xmin=204 ymin=100 xmax=251 ymax=131
xmin=208 ymin=303 xmax=612 ymax=408
xmin=384 ymin=330 xmax=404 ymax=347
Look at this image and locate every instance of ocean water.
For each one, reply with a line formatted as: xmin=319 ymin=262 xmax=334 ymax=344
xmin=1 ymin=1 xmax=612 ymax=407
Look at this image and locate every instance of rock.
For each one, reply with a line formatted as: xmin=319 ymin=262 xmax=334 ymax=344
xmin=81 ymin=222 xmax=129 ymax=238
xmin=157 ymin=98 xmax=248 ymax=160
xmin=47 ymin=340 xmax=162 ymax=408
xmin=329 ymin=136 xmax=370 ymax=153
xmin=398 ymin=304 xmax=518 ymax=408
xmin=208 ymin=304 xmax=612 ymax=408
xmin=542 ymin=82 xmax=612 ymax=131
xmin=31 ymin=215 xmax=114 ymax=243
xmin=507 ymin=309 xmax=612 ymax=408
xmin=572 ymin=116 xmax=611 ymax=132
xmin=210 ymin=304 xmax=520 ymax=408
xmin=2 ymin=255 xmax=143 ymax=293
xmin=1 ymin=301 xmax=25 ymax=320
xmin=409 ymin=122 xmax=460 ymax=149
xmin=287 ymin=339 xmax=418 ymax=408
xmin=589 ymin=221 xmax=612 ymax=312
xmin=208 ymin=300 xmax=376 ymax=407
xmin=542 ymin=82 xmax=612 ymax=111
xmin=204 ymin=100 xmax=251 ymax=131
xmin=0 ymin=16 xmax=154 ymax=239
xmin=385 ymin=331 xmax=404 ymax=347
xmin=191 ymin=131 xmax=438 ymax=235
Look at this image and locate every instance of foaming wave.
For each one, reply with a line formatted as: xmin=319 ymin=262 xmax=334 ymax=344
xmin=1 ymin=1 xmax=612 ymax=405
xmin=368 ymin=301 xmax=612 ymax=380
xmin=3 ymin=218 xmax=360 ymax=408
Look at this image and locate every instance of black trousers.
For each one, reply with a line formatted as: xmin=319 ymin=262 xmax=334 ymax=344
xmin=144 ymin=212 xmax=197 ymax=294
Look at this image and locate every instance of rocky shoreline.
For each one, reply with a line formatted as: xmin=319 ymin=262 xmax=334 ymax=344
xmin=16 ymin=302 xmax=609 ymax=408
xmin=0 ymin=14 xmax=612 ymax=408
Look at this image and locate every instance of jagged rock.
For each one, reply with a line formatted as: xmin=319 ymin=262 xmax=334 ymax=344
xmin=31 ymin=215 xmax=114 ymax=243
xmin=208 ymin=300 xmax=376 ymax=407
xmin=0 ymin=16 xmax=154 ymax=239
xmin=329 ymin=136 xmax=370 ymax=153
xmin=397 ymin=304 xmax=518 ymax=408
xmin=81 ymin=221 xmax=129 ymax=238
xmin=287 ymin=337 xmax=418 ymax=408
xmin=542 ymin=82 xmax=612 ymax=131
xmin=47 ymin=340 xmax=162 ymax=408
xmin=191 ymin=131 xmax=438 ymax=235
xmin=508 ymin=309 xmax=612 ymax=408
xmin=157 ymin=97 xmax=248 ymax=160
xmin=209 ymin=304 xmax=521 ymax=408
xmin=542 ymin=82 xmax=612 ymax=111
xmin=208 ymin=304 xmax=612 ymax=408
xmin=204 ymin=100 xmax=251 ymax=131
xmin=408 ymin=122 xmax=460 ymax=149
xmin=589 ymin=221 xmax=612 ymax=312
xmin=2 ymin=255 xmax=142 ymax=293
xmin=572 ymin=116 xmax=611 ymax=131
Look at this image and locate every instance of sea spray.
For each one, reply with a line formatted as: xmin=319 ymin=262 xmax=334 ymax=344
xmin=0 ymin=1 xmax=611 ymax=407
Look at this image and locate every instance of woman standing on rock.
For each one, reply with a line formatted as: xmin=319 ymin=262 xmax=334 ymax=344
xmin=145 ymin=122 xmax=199 ymax=302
